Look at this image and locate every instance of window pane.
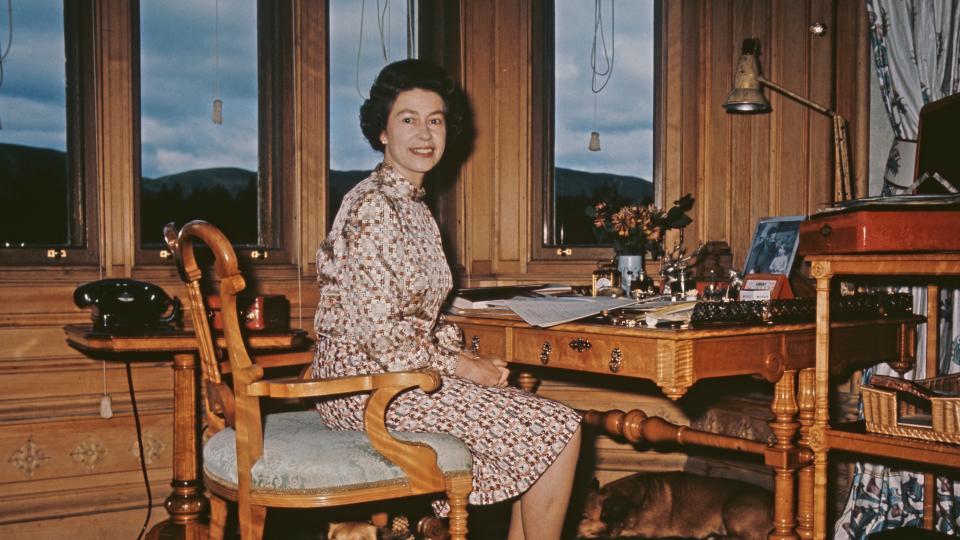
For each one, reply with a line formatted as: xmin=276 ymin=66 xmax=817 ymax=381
xmin=328 ymin=0 xmax=416 ymax=225
xmin=552 ymin=0 xmax=655 ymax=246
xmin=0 ymin=1 xmax=70 ymax=247
xmin=139 ymin=0 xmax=259 ymax=247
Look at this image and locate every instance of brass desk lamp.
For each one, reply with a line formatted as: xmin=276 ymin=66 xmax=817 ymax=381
xmin=723 ymin=38 xmax=852 ymax=202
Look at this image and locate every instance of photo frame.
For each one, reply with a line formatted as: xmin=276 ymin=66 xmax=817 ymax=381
xmin=743 ymin=216 xmax=805 ymax=276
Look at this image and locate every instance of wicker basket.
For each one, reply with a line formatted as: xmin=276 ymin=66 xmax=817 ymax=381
xmin=862 ymin=373 xmax=960 ymax=445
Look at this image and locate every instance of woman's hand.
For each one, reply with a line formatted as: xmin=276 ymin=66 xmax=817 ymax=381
xmin=454 ymin=350 xmax=510 ymax=387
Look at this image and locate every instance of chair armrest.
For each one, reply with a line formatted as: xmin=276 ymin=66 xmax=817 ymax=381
xmin=220 ymin=349 xmax=315 ymax=374
xmin=245 ymin=369 xmax=448 ymax=493
xmin=246 ymin=369 xmax=441 ymax=398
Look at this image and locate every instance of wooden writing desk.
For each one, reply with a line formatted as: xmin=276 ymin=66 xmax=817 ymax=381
xmin=447 ymin=312 xmax=918 ymax=540
xmin=64 ymin=324 xmax=311 ymax=540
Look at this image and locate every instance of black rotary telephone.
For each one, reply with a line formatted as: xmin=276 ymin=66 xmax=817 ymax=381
xmin=74 ymin=279 xmax=181 ymax=330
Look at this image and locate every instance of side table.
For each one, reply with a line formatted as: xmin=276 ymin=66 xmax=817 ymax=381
xmin=65 ymin=324 xmax=311 ymax=540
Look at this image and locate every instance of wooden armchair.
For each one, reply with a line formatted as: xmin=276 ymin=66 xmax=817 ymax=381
xmin=163 ymin=220 xmax=472 ymax=540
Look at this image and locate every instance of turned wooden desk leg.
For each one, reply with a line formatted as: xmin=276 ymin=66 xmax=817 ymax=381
xmin=812 ymin=274 xmax=832 ymax=540
xmin=147 ymin=352 xmax=208 ymax=540
xmin=796 ymin=368 xmax=816 ymax=539
xmin=769 ymin=369 xmax=799 ymax=540
xmin=516 ymin=370 xmax=538 ymax=393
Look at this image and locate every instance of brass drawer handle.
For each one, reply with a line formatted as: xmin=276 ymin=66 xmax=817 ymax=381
xmin=540 ymin=341 xmax=552 ymax=364
xmin=609 ymin=347 xmax=622 ymax=373
xmin=569 ymin=338 xmax=592 ymax=353
xmin=469 ymin=335 xmax=481 ymax=354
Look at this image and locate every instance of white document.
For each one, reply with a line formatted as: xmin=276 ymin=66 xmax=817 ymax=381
xmin=503 ymin=296 xmax=638 ymax=327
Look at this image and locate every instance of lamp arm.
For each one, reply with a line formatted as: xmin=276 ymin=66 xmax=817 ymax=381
xmin=758 ymin=76 xmax=852 ymax=200
xmin=758 ymin=76 xmax=834 ymax=117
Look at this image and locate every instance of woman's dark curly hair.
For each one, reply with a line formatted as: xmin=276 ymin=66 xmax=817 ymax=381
xmin=360 ymin=59 xmax=464 ymax=152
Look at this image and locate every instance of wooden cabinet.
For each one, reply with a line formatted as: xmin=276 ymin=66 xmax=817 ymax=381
xmin=808 ymin=253 xmax=960 ymax=539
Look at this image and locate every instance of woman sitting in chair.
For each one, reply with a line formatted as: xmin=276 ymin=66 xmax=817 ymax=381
xmin=312 ymin=59 xmax=582 ymax=540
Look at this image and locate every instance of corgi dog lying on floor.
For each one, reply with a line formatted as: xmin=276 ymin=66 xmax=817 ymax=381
xmin=577 ymin=472 xmax=773 ymax=540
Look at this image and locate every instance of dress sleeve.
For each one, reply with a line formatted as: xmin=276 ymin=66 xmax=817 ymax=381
xmin=335 ymin=194 xmax=461 ymax=375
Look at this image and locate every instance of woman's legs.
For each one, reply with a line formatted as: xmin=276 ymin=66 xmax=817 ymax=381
xmin=508 ymin=498 xmax=525 ymax=540
xmin=508 ymin=425 xmax=582 ymax=540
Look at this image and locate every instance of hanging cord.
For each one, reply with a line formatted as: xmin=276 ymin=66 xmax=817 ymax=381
xmin=590 ymin=0 xmax=615 ymax=94
xmin=355 ymin=0 xmax=368 ymax=98
xmin=126 ymin=361 xmax=152 ymax=540
xmin=355 ymin=0 xmax=395 ymax=99
xmin=406 ymin=0 xmax=415 ymax=58
xmin=0 ymin=0 xmax=14 ymax=129
xmin=212 ymin=0 xmax=222 ymax=124
xmin=377 ymin=0 xmax=389 ymax=62
xmin=587 ymin=0 xmax=614 ymax=151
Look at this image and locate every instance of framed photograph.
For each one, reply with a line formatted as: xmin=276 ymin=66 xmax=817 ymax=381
xmin=743 ymin=216 xmax=805 ymax=276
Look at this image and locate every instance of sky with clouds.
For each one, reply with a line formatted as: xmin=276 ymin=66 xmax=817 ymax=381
xmin=555 ymin=0 xmax=654 ymax=180
xmin=0 ymin=0 xmax=653 ymax=180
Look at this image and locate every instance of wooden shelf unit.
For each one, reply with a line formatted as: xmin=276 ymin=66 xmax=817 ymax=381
xmin=808 ymin=252 xmax=960 ymax=539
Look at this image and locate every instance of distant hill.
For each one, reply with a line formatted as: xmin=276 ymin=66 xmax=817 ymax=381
xmin=329 ymin=169 xmax=373 ymax=215
xmin=554 ymin=167 xmax=653 ymax=245
xmin=555 ymin=167 xmax=652 ymax=201
xmin=2 ymin=141 xmax=651 ymax=248
xmin=142 ymin=167 xmax=256 ymax=197
xmin=0 ymin=143 xmax=70 ymax=245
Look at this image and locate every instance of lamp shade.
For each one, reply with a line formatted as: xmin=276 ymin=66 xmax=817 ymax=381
xmin=722 ymin=38 xmax=771 ymax=113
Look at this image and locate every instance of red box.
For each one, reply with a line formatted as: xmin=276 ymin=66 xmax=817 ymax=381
xmin=206 ymin=294 xmax=290 ymax=331
xmin=798 ymin=205 xmax=960 ymax=256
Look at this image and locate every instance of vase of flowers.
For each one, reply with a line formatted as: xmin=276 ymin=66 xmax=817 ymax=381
xmin=587 ymin=194 xmax=694 ymax=292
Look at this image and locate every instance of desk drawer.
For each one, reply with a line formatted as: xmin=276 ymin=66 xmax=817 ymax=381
xmin=513 ymin=328 xmax=659 ymax=379
xmin=457 ymin=323 xmax=507 ymax=359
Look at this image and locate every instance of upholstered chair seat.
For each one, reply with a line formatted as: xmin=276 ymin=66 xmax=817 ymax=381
xmin=204 ymin=410 xmax=472 ymax=494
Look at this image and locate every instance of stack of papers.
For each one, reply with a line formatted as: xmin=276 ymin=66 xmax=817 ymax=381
xmin=642 ymin=301 xmax=698 ymax=327
xmin=503 ymin=296 xmax=638 ymax=327
xmin=449 ymin=284 xmax=573 ymax=310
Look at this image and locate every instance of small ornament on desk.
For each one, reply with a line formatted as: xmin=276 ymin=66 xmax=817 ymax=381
xmin=725 ymin=270 xmax=744 ymax=302
xmin=659 ymin=241 xmax=695 ymax=299
xmin=592 ymin=260 xmax=621 ymax=296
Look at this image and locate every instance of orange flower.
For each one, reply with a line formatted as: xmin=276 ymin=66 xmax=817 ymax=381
xmin=611 ymin=207 xmax=637 ymax=236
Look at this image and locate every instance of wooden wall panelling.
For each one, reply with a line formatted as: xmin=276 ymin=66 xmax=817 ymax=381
xmin=294 ymin=0 xmax=327 ymax=278
xmin=674 ymin=0 xmax=704 ymax=251
xmin=95 ymin=1 xmax=136 ymax=277
xmin=494 ymin=0 xmax=528 ymax=275
xmin=807 ymin=0 xmax=835 ymax=211
xmin=728 ymin=0 xmax=758 ymax=259
xmin=1 ymin=506 xmax=167 ymax=540
xmin=770 ymin=0 xmax=807 ymax=218
xmin=461 ymin=0 xmax=499 ymax=277
xmin=836 ymin=0 xmax=871 ymax=199
xmin=700 ymin=1 xmax=734 ymax=248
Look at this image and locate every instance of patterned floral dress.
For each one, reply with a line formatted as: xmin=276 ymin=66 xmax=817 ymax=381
xmin=311 ymin=163 xmax=581 ymax=507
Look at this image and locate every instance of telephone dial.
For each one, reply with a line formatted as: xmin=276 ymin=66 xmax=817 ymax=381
xmin=74 ymin=279 xmax=181 ymax=330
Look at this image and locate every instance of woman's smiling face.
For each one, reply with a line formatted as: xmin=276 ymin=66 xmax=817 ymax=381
xmin=380 ymin=88 xmax=447 ymax=186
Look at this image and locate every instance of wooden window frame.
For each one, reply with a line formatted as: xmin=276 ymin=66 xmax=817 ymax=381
xmin=133 ymin=0 xmax=296 ymax=266
xmin=0 ymin=2 xmax=100 ymax=267
xmin=530 ymin=0 xmax=666 ymax=263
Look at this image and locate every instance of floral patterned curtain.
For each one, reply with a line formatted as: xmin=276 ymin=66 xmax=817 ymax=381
xmin=834 ymin=1 xmax=960 ymax=537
